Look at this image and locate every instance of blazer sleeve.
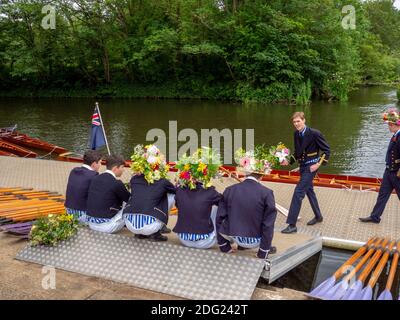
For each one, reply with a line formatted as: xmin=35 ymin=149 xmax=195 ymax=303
xmin=211 ymin=188 xmax=223 ymax=206
xmin=115 ymin=180 xmax=131 ymax=203
xmin=164 ymin=179 xmax=177 ymax=194
xmin=258 ymin=190 xmax=277 ymax=259
xmin=216 ymin=189 xmax=232 ymax=253
xmin=315 ymin=130 xmax=330 ymax=164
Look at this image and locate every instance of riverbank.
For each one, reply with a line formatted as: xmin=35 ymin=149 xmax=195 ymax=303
xmin=0 ymin=83 xmax=237 ymax=101
xmin=1 ymin=82 xmax=399 ymax=104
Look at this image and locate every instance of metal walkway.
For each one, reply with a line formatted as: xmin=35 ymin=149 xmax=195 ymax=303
xmin=16 ymin=228 xmax=265 ymax=300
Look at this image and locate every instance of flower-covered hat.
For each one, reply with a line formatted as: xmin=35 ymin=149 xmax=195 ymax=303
xmin=175 ymin=147 xmax=221 ymax=190
xmin=235 ymin=149 xmax=271 ymax=175
xmin=235 ymin=143 xmax=290 ymax=175
xmin=130 ymin=144 xmax=170 ymax=184
xmin=383 ymin=108 xmax=400 ymax=125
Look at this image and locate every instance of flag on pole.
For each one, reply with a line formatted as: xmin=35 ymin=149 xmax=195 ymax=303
xmin=89 ymin=106 xmax=107 ymax=151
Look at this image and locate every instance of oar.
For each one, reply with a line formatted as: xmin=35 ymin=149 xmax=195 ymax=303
xmin=322 ymin=238 xmax=384 ymax=300
xmin=359 ymin=240 xmax=396 ymax=300
xmin=377 ymin=240 xmax=400 ymax=300
xmin=341 ymin=239 xmax=390 ymax=300
xmin=309 ymin=237 xmax=378 ymax=298
xmin=218 ymin=167 xmax=295 ymax=219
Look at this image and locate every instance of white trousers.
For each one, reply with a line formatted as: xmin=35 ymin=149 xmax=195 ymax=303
xmin=124 ymin=193 xmax=175 ymax=236
xmin=178 ymin=206 xmax=218 ymax=249
xmin=88 ymin=210 xmax=125 ymax=234
xmin=221 ymin=234 xmax=260 ymax=249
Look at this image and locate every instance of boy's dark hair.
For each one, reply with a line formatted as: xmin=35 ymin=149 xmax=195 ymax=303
xmin=83 ymin=150 xmax=102 ymax=166
xmin=106 ymin=155 xmax=125 ymax=170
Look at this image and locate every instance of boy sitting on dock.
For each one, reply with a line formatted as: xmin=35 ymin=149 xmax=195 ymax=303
xmin=216 ymin=152 xmax=277 ymax=259
xmin=173 ymin=147 xmax=223 ymax=249
xmin=65 ymin=150 xmax=102 ymax=224
xmin=86 ymin=155 xmax=131 ymax=234
xmin=123 ymin=145 xmax=175 ymax=242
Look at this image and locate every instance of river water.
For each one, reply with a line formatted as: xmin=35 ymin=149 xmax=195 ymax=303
xmin=0 ymin=86 xmax=398 ymax=177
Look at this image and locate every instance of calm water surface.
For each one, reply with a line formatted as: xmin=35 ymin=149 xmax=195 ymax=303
xmin=0 ymin=86 xmax=398 ymax=177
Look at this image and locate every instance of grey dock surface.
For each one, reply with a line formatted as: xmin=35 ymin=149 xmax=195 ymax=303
xmin=0 ymin=156 xmax=399 ymax=295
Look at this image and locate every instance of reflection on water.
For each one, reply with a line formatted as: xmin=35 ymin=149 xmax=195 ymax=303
xmin=0 ymin=86 xmax=398 ymax=177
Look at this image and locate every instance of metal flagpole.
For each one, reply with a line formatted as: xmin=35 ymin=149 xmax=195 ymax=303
xmin=96 ymin=102 xmax=111 ymax=156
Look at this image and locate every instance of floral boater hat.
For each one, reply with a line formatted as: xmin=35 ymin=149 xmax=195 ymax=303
xmin=383 ymin=108 xmax=400 ymax=125
xmin=130 ymin=144 xmax=170 ymax=184
xmin=175 ymin=147 xmax=221 ymax=190
xmin=235 ymin=143 xmax=290 ymax=175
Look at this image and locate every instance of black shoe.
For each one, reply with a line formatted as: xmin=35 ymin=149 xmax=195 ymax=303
xmin=281 ymin=225 xmax=297 ymax=234
xmin=307 ymin=217 xmax=323 ymax=226
xmin=160 ymin=225 xmax=171 ymax=234
xmin=134 ymin=234 xmax=149 ymax=240
xmin=148 ymin=231 xmax=168 ymax=242
xmin=359 ymin=216 xmax=380 ymax=224
xmin=269 ymin=246 xmax=277 ymax=255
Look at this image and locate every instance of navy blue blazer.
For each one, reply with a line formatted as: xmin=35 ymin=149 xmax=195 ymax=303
xmin=216 ymin=179 xmax=277 ymax=258
xmin=386 ymin=131 xmax=400 ymax=172
xmin=123 ymin=175 xmax=176 ymax=224
xmin=290 ymin=127 xmax=330 ymax=166
xmin=173 ymin=184 xmax=222 ymax=235
xmin=65 ymin=166 xmax=98 ymax=211
xmin=87 ymin=172 xmax=131 ymax=219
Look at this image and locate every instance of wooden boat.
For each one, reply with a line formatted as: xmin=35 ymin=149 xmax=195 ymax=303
xmin=0 ymin=150 xmax=17 ymax=157
xmin=221 ymin=165 xmax=384 ymax=192
xmin=0 ymin=139 xmax=37 ymax=158
xmin=57 ymin=152 xmax=85 ymax=164
xmin=0 ymin=128 xmax=67 ymax=154
xmin=56 ymin=153 xmax=384 ymax=192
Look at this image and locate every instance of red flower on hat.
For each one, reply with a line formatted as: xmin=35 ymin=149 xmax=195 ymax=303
xmin=180 ymin=171 xmax=191 ymax=180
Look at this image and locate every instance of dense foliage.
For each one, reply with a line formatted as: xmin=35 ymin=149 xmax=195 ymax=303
xmin=1 ymin=0 xmax=399 ymax=103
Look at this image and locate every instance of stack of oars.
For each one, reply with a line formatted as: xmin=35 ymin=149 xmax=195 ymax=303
xmin=309 ymin=237 xmax=400 ymax=300
xmin=0 ymin=187 xmax=65 ymax=237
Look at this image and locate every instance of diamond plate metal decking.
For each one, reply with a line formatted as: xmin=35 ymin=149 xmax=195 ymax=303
xmin=16 ymin=228 xmax=265 ymax=300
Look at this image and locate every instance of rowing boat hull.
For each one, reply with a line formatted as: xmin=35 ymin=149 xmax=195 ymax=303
xmin=221 ymin=165 xmax=384 ymax=192
xmin=0 ymin=150 xmax=17 ymax=157
xmin=0 ymin=139 xmax=37 ymax=158
xmin=0 ymin=131 xmax=67 ymax=154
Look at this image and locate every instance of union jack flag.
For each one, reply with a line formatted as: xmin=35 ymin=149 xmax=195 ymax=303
xmin=89 ymin=105 xmax=106 ymax=150
xmin=92 ymin=109 xmax=101 ymax=126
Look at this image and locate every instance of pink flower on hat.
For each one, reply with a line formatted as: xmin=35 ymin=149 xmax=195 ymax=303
xmin=240 ymin=157 xmax=250 ymax=169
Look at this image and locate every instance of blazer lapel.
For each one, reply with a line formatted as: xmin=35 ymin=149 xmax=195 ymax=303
xmin=299 ymin=128 xmax=311 ymax=154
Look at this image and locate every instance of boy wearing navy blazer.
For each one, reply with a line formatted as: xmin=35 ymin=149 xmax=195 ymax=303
xmin=87 ymin=155 xmax=131 ymax=234
xmin=65 ymin=150 xmax=102 ymax=224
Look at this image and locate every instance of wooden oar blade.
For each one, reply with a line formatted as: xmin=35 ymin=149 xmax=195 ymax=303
xmin=377 ymin=289 xmax=393 ymax=301
xmin=308 ymin=276 xmax=336 ymax=298
xmin=341 ymin=280 xmax=363 ymax=300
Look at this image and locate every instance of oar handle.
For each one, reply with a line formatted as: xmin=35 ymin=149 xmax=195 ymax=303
xmin=358 ymin=239 xmax=389 ymax=283
xmin=367 ymin=241 xmax=396 ymax=287
xmin=343 ymin=238 xmax=383 ymax=281
xmin=333 ymin=237 xmax=378 ymax=279
xmin=385 ymin=241 xmax=400 ymax=291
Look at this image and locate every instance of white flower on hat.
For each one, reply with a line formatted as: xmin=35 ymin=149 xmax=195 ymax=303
xmin=147 ymin=145 xmax=160 ymax=156
xmin=147 ymin=155 xmax=158 ymax=165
